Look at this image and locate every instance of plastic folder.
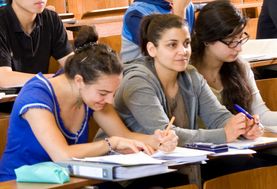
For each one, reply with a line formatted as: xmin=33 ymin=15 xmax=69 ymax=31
xmin=57 ymin=160 xmax=171 ymax=181
xmin=184 ymin=143 xmax=228 ymax=153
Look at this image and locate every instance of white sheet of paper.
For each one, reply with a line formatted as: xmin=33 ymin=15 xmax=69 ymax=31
xmin=228 ymin=137 xmax=277 ymax=149
xmin=73 ymin=151 xmax=165 ymax=165
xmin=209 ymin=148 xmax=256 ymax=157
xmin=264 ymin=126 xmax=277 ymax=133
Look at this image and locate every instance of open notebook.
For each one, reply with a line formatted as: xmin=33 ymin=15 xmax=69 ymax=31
xmin=241 ymin=39 xmax=277 ymax=62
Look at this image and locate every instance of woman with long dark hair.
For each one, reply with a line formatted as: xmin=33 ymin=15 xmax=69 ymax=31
xmin=191 ymin=0 xmax=277 ymax=126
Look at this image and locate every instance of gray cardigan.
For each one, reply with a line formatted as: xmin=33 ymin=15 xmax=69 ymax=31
xmin=97 ymin=57 xmax=232 ymax=145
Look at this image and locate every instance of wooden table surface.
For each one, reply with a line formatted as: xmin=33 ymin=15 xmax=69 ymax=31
xmin=250 ymin=58 xmax=277 ymax=68
xmin=64 ymin=18 xmax=122 ymax=38
xmin=0 ymin=177 xmax=102 ymax=189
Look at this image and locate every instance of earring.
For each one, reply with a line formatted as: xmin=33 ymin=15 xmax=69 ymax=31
xmin=204 ymin=42 xmax=209 ymax=46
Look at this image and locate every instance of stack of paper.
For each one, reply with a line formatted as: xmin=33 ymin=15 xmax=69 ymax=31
xmin=58 ymin=152 xmax=171 ymax=180
xmin=152 ymin=147 xmax=212 ymax=164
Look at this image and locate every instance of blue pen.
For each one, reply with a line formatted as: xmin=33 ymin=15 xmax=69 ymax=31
xmin=234 ymin=104 xmax=253 ymax=120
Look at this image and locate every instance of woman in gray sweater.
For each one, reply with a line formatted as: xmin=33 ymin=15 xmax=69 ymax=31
xmin=112 ymin=14 xmax=263 ymax=146
xmin=106 ymin=13 xmax=271 ymax=180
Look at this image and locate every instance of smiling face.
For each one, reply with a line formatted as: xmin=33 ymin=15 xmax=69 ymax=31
xmin=147 ymin=26 xmax=191 ymax=73
xmin=12 ymin=0 xmax=47 ymax=14
xmin=78 ymin=74 xmax=122 ymax=111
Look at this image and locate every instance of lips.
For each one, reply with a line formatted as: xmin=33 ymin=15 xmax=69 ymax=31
xmin=34 ymin=1 xmax=45 ymax=6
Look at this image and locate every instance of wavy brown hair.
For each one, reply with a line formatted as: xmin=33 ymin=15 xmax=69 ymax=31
xmin=191 ymin=0 xmax=252 ymax=113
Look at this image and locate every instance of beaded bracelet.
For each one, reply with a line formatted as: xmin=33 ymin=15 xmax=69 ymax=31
xmin=104 ymin=137 xmax=114 ymax=155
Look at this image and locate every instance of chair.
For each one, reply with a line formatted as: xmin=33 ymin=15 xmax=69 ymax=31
xmin=167 ymin=184 xmax=198 ymax=189
xmin=203 ymin=165 xmax=277 ymax=189
xmin=0 ymin=113 xmax=10 ymax=158
xmin=88 ymin=117 xmax=100 ymax=141
xmin=256 ymin=78 xmax=277 ymax=111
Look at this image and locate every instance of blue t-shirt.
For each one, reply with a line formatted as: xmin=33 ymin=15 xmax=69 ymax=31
xmin=0 ymin=73 xmax=93 ymax=181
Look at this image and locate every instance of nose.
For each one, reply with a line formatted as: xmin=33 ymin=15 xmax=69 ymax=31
xmin=177 ymin=45 xmax=187 ymax=55
xmin=105 ymin=93 xmax=114 ymax=104
xmin=234 ymin=42 xmax=242 ymax=52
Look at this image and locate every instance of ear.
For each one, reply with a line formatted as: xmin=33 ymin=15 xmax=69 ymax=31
xmin=74 ymin=74 xmax=85 ymax=89
xmin=146 ymin=42 xmax=157 ymax=58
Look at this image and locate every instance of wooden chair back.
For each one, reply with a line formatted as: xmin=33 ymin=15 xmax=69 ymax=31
xmin=81 ymin=6 xmax=127 ymax=21
xmin=67 ymin=0 xmax=129 ymax=19
xmin=203 ymin=165 xmax=277 ymax=189
xmin=47 ymin=0 xmax=67 ymax=13
xmin=0 ymin=113 xmax=10 ymax=158
xmin=256 ymin=78 xmax=277 ymax=111
xmin=167 ymin=184 xmax=199 ymax=189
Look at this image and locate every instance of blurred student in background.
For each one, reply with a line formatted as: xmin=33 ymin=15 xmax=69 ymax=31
xmin=120 ymin=0 xmax=194 ymax=63
xmin=257 ymin=0 xmax=277 ymax=39
xmin=0 ymin=0 xmax=72 ymax=89
xmin=256 ymin=0 xmax=277 ymax=78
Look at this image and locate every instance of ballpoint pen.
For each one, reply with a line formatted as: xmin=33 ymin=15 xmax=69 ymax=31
xmin=234 ymin=104 xmax=264 ymax=128
xmin=234 ymin=104 xmax=253 ymax=120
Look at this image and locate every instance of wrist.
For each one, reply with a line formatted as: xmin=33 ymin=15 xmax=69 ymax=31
xmin=104 ymin=137 xmax=116 ymax=155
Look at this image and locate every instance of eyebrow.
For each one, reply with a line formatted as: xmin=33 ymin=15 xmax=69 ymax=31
xmin=98 ymin=89 xmax=112 ymax=93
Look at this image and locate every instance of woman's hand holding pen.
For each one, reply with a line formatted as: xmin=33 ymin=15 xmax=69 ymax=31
xmin=153 ymin=116 xmax=178 ymax=153
xmin=233 ymin=104 xmax=264 ymax=140
xmin=154 ymin=129 xmax=178 ymax=153
xmin=224 ymin=113 xmax=248 ymax=142
xmin=224 ymin=113 xmax=264 ymax=142
xmin=243 ymin=114 xmax=264 ymax=140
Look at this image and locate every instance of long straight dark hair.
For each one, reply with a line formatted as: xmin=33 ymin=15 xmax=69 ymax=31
xmin=191 ymin=0 xmax=252 ymax=114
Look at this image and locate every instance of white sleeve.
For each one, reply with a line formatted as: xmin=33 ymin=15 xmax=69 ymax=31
xmin=241 ymin=58 xmax=277 ymax=126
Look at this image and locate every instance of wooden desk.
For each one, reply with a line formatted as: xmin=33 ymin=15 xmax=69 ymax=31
xmin=250 ymin=58 xmax=277 ymax=68
xmin=264 ymin=132 xmax=277 ymax=138
xmin=0 ymin=95 xmax=17 ymax=103
xmin=0 ymin=164 xmax=202 ymax=189
xmin=81 ymin=6 xmax=127 ymax=20
xmin=0 ymin=177 xmax=102 ymax=189
xmin=65 ymin=19 xmax=122 ymax=53
xmin=64 ymin=19 xmax=122 ymax=38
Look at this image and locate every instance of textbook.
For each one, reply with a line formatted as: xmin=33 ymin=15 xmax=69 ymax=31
xmin=241 ymin=39 xmax=277 ymax=62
